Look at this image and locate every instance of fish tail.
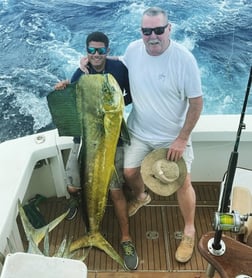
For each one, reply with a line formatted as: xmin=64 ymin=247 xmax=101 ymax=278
xmin=70 ymin=232 xmax=125 ymax=269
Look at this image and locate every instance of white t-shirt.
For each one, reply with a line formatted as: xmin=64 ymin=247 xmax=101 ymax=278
xmin=120 ymin=39 xmax=202 ymax=144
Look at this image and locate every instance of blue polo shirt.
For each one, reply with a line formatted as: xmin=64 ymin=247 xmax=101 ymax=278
xmin=71 ymin=59 xmax=132 ymax=105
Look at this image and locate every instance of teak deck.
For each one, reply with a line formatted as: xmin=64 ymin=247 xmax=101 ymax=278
xmin=18 ymin=182 xmax=225 ymax=278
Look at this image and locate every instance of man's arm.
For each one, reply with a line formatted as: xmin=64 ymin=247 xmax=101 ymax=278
xmin=167 ymin=96 xmax=203 ymax=161
xmin=54 ymin=68 xmax=84 ymax=90
xmin=178 ymin=96 xmax=203 ymax=141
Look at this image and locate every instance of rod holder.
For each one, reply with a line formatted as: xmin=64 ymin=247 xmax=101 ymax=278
xmin=207 ymin=237 xmax=226 ymax=256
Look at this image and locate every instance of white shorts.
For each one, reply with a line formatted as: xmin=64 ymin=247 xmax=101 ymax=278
xmin=124 ymin=134 xmax=194 ymax=173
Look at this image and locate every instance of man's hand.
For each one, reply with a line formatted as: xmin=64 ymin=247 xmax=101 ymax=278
xmin=80 ymin=57 xmax=89 ymax=74
xmin=167 ymin=137 xmax=188 ymax=162
xmin=54 ymin=80 xmax=70 ymax=90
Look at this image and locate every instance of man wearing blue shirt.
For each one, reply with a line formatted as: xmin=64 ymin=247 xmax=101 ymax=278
xmin=54 ymin=31 xmax=138 ymax=270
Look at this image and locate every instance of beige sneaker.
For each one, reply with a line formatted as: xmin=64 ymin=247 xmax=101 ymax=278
xmin=175 ymin=235 xmax=195 ymax=263
xmin=128 ymin=193 xmax=151 ymax=217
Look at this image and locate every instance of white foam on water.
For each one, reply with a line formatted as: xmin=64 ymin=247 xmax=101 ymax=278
xmin=0 ymin=0 xmax=251 ymax=141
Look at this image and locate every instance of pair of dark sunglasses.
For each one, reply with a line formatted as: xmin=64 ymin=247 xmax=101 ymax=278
xmin=141 ymin=24 xmax=168 ymax=36
xmin=87 ymin=47 xmax=107 ymax=55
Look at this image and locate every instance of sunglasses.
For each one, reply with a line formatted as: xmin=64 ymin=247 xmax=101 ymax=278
xmin=87 ymin=47 xmax=107 ymax=55
xmin=141 ymin=24 xmax=169 ymax=36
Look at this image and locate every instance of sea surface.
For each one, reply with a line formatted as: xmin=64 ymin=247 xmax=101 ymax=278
xmin=0 ymin=0 xmax=251 ymax=142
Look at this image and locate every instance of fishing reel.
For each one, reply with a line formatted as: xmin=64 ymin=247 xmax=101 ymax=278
xmin=213 ymin=211 xmax=251 ymax=233
xmin=207 ymin=211 xmax=251 ymax=257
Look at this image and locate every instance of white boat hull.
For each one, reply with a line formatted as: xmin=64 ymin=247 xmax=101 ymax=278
xmin=0 ymin=115 xmax=252 ymax=257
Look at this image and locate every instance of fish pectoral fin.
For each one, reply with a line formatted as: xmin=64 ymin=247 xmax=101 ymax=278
xmin=47 ymin=82 xmax=81 ymax=137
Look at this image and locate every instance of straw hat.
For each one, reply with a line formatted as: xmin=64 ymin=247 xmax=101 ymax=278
xmin=141 ymin=148 xmax=187 ymax=196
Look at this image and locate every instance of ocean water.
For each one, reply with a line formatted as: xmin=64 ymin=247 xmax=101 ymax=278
xmin=0 ymin=0 xmax=251 ymax=143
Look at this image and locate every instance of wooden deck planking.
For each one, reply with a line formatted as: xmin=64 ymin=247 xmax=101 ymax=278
xmin=17 ymin=182 xmax=224 ymax=277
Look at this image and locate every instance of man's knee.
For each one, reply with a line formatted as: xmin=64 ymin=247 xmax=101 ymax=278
xmin=178 ymin=174 xmax=192 ymax=191
xmin=123 ymin=167 xmax=140 ymax=180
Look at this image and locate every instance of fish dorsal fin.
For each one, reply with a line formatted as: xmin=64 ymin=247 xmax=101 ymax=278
xmin=47 ymin=82 xmax=81 ymax=136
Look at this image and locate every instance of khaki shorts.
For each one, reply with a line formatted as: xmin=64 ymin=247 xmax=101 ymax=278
xmin=109 ymin=146 xmax=124 ymax=190
xmin=123 ymin=135 xmax=194 ymax=173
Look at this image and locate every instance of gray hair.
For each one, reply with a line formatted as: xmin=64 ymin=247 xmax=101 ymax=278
xmin=143 ymin=7 xmax=168 ymax=21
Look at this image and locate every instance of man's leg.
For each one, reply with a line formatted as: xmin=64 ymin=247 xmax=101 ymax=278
xmin=175 ymin=144 xmax=196 ymax=263
xmin=110 ymin=147 xmax=138 ymax=270
xmin=124 ymin=167 xmax=151 ymax=217
xmin=177 ymin=174 xmax=196 ymax=238
xmin=65 ymin=140 xmax=81 ymax=220
xmin=66 ymin=142 xmax=81 ymax=191
xmin=123 ymin=135 xmax=153 ymax=217
xmin=110 ymin=189 xmax=138 ymax=270
xmin=110 ymin=189 xmax=130 ymax=241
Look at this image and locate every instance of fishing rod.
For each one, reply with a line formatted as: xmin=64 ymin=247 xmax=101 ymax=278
xmin=212 ymin=66 xmax=252 ymax=251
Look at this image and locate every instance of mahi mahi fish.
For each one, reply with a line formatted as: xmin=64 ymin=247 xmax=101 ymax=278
xmin=47 ymin=73 xmax=125 ymax=267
